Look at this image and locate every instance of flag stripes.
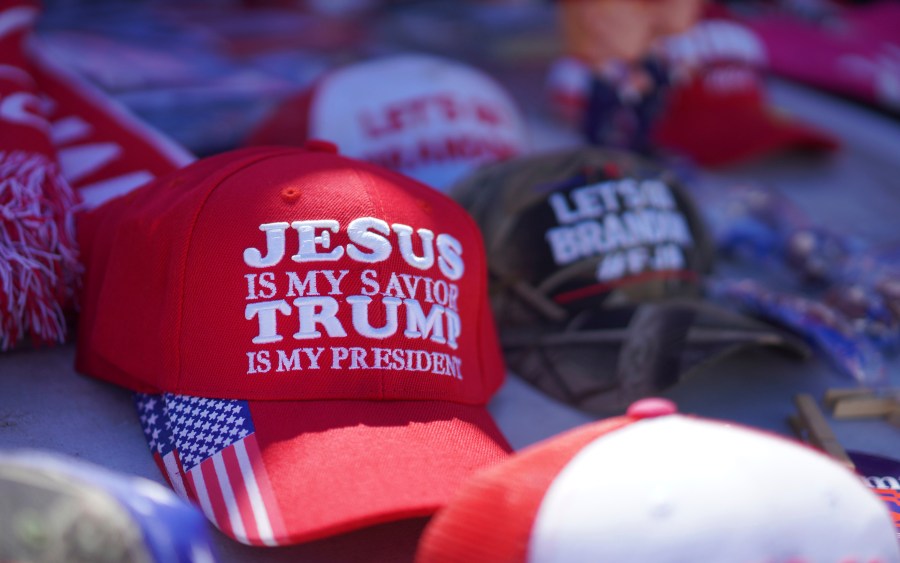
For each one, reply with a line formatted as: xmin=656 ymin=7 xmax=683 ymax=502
xmin=136 ymin=392 xmax=285 ymax=546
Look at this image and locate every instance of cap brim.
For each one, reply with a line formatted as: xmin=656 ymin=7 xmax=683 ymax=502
xmin=500 ymin=298 xmax=809 ymax=415
xmin=723 ymin=109 xmax=839 ymax=167
xmin=654 ymin=95 xmax=839 ymax=168
xmin=135 ymin=395 xmax=511 ymax=547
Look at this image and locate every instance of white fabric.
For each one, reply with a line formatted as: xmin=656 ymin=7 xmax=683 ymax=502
xmin=664 ymin=20 xmax=767 ymax=68
xmin=529 ymin=416 xmax=900 ymax=563
xmin=309 ymin=54 xmax=528 ymax=191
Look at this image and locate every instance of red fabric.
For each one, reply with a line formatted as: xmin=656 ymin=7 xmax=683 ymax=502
xmin=0 ymin=0 xmax=80 ymax=350
xmin=78 ymin=147 xmax=504 ymax=404
xmin=244 ymin=84 xmax=315 ymax=147
xmin=18 ymin=1 xmax=193 ymax=211
xmin=247 ymin=400 xmax=511 ymax=544
xmin=224 ymin=517 xmax=430 ymax=563
xmin=76 ymin=145 xmax=513 ymax=542
xmin=415 ymin=416 xmax=635 ymax=563
xmin=0 ymin=0 xmax=193 ymax=351
xmin=738 ymin=1 xmax=900 ymax=111
xmin=24 ymin=33 xmax=193 ymax=211
xmin=652 ymin=65 xmax=838 ymax=167
xmin=75 ymin=147 xmax=279 ymax=390
xmin=242 ymin=55 xmax=528 ymax=193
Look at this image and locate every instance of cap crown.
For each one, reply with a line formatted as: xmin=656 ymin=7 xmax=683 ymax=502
xmin=247 ymin=54 xmax=528 ymax=191
xmin=450 ymin=148 xmax=714 ymax=325
xmin=417 ymin=413 xmax=900 ymax=563
xmin=310 ymin=55 xmax=527 ymax=181
xmin=83 ymin=147 xmax=504 ymax=403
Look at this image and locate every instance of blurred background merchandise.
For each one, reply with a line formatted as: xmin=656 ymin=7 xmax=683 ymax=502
xmin=2 ymin=0 xmax=900 ymax=560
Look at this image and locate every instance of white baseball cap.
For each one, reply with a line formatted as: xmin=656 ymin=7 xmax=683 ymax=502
xmin=245 ymin=53 xmax=529 ymax=191
xmin=417 ymin=398 xmax=900 ymax=562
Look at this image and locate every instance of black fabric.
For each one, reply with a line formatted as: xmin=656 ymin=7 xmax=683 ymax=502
xmin=450 ymin=147 xmax=808 ymax=414
xmin=582 ymin=57 xmax=672 ymax=154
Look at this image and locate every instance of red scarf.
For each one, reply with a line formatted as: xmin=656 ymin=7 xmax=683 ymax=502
xmin=0 ymin=0 xmax=193 ymax=350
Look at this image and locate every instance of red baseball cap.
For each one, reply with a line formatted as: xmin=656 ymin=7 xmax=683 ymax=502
xmin=75 ymin=143 xmax=512 ymax=546
xmin=417 ymin=398 xmax=900 ymax=562
xmin=653 ymin=19 xmax=839 ymax=167
xmin=651 ymin=64 xmax=839 ymax=168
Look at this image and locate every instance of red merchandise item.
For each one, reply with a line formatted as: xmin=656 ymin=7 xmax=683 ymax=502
xmin=10 ymin=0 xmax=193 ymax=211
xmin=0 ymin=0 xmax=192 ymax=351
xmin=652 ymin=63 xmax=839 ymax=167
xmin=416 ymin=398 xmax=900 ymax=563
xmin=0 ymin=0 xmax=80 ymax=350
xmin=75 ymin=143 xmax=512 ymax=546
xmin=739 ymin=1 xmax=900 ymax=113
xmin=28 ymin=49 xmax=194 ymax=210
xmin=652 ymin=19 xmax=839 ymax=167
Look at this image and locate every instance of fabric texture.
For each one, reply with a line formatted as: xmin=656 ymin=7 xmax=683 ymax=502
xmin=652 ymin=18 xmax=839 ymax=167
xmin=449 ymin=147 xmax=807 ymax=414
xmin=245 ymin=53 xmax=528 ymax=192
xmin=739 ymin=1 xmax=900 ymax=113
xmin=0 ymin=0 xmax=193 ymax=351
xmin=76 ymin=144 xmax=513 ymax=546
xmin=417 ymin=400 xmax=900 ymax=563
xmin=0 ymin=1 xmax=80 ymax=350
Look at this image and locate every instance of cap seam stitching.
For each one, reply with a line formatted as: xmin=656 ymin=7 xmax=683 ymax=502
xmin=458 ymin=203 xmax=491 ymax=403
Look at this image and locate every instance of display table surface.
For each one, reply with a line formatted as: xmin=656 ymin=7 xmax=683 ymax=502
xmin=2 ymin=77 xmax=899 ymax=562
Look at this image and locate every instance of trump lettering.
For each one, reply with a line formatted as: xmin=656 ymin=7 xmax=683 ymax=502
xmin=241 ymin=216 xmax=466 ymax=379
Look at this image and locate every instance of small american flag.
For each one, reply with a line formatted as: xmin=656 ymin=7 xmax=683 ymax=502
xmin=136 ymin=393 xmax=286 ymax=546
xmin=872 ymin=488 xmax=900 ymax=541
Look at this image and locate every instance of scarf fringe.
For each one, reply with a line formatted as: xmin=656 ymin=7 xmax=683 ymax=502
xmin=0 ymin=150 xmax=81 ymax=350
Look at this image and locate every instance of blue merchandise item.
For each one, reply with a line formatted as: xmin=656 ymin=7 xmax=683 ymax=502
xmin=0 ymin=450 xmax=217 ymax=563
xmin=707 ymin=278 xmax=886 ymax=385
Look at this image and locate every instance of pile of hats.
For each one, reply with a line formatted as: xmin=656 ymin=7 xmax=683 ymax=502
xmin=3 ymin=1 xmax=900 ymax=562
xmin=545 ymin=16 xmax=839 ymax=167
xmin=70 ymin=139 xmax=899 ymax=560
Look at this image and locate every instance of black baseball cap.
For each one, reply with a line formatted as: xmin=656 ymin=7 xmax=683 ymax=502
xmin=450 ymin=147 xmax=809 ymax=414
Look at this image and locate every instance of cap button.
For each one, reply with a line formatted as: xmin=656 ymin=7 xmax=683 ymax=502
xmin=627 ymin=398 xmax=678 ymax=419
xmin=303 ymin=139 xmax=339 ymax=154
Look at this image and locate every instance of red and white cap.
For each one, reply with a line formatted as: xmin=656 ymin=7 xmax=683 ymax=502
xmin=416 ymin=398 xmax=900 ymax=563
xmin=245 ymin=54 xmax=528 ymax=191
xmin=652 ymin=19 xmax=838 ymax=167
xmin=75 ymin=142 xmax=512 ymax=546
xmin=544 ymin=20 xmax=838 ymax=167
